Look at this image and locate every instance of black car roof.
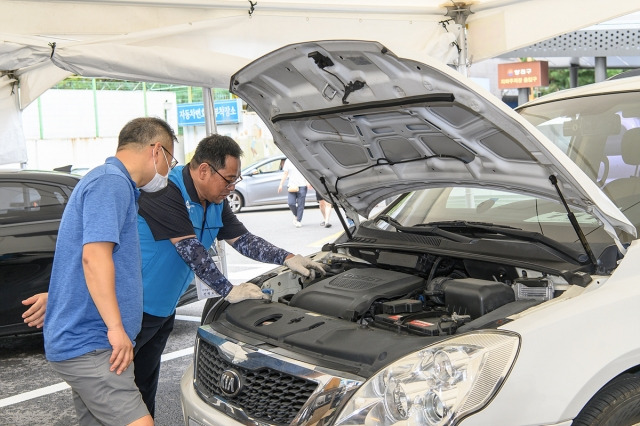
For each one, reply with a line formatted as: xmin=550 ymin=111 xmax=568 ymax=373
xmin=0 ymin=169 xmax=82 ymax=186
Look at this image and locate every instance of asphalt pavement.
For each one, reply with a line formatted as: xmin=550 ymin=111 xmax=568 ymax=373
xmin=0 ymin=205 xmax=344 ymax=426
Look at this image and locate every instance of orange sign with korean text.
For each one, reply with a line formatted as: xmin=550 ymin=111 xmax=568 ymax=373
xmin=498 ymin=61 xmax=549 ymax=89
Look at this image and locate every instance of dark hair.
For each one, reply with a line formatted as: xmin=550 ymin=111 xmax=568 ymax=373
xmin=117 ymin=117 xmax=177 ymax=150
xmin=190 ymin=134 xmax=243 ymax=170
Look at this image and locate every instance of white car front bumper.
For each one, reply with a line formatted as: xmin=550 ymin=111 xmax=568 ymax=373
xmin=180 ymin=362 xmax=244 ymax=426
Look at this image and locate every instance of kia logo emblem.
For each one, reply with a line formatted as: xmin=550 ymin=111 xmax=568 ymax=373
xmin=219 ymin=369 xmax=242 ymax=397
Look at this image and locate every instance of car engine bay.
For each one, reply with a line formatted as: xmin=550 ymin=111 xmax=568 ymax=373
xmin=207 ymin=248 xmax=576 ymax=376
xmin=272 ymin=251 xmax=571 ymax=333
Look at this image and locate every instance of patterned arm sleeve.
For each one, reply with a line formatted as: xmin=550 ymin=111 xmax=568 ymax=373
xmin=231 ymin=232 xmax=291 ymax=265
xmin=174 ymin=237 xmax=233 ymax=297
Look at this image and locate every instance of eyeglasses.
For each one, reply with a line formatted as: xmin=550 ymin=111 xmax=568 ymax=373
xmin=207 ymin=163 xmax=243 ymax=189
xmin=150 ymin=144 xmax=178 ymax=169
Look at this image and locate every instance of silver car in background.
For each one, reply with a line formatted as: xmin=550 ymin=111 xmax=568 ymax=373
xmin=227 ymin=154 xmax=316 ymax=213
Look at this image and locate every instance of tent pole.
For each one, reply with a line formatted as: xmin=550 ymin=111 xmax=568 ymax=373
xmin=595 ymin=57 xmax=607 ymax=82
xmin=445 ymin=2 xmax=473 ymax=77
xmin=202 ymin=86 xmax=227 ymax=277
xmin=202 ymin=87 xmax=217 ymax=137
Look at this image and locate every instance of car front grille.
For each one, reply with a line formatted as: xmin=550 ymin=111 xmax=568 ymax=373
xmin=194 ymin=338 xmax=319 ymax=425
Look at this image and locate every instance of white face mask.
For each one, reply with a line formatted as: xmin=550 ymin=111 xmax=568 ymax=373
xmin=140 ymin=147 xmax=170 ymax=193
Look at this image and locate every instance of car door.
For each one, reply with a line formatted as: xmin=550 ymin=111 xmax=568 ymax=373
xmin=241 ymin=157 xmax=288 ymax=206
xmin=0 ymin=178 xmax=73 ymax=336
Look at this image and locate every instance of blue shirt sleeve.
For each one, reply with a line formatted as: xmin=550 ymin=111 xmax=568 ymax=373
xmin=81 ymin=174 xmax=134 ymax=251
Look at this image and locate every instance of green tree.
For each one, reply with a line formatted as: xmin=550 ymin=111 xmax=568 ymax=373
xmin=539 ymin=68 xmax=624 ymax=96
xmin=51 ymin=77 xmax=233 ymax=102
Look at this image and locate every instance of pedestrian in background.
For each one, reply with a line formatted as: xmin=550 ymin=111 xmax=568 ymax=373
xmin=277 ymin=158 xmax=309 ymax=227
xmin=316 ymin=191 xmax=333 ymax=228
xmin=43 ymin=117 xmax=177 ymax=426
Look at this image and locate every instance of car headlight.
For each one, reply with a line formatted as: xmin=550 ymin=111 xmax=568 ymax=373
xmin=335 ymin=331 xmax=520 ymax=425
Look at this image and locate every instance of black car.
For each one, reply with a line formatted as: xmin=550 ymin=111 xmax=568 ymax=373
xmin=0 ymin=170 xmax=197 ymax=337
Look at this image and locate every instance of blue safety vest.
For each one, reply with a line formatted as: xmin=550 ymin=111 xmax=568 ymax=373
xmin=138 ymin=166 xmax=224 ymax=317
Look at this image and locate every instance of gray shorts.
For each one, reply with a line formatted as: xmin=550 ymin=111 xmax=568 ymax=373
xmin=49 ymin=349 xmax=149 ymax=426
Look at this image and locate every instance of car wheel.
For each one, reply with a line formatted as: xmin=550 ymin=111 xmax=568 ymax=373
xmin=573 ymin=373 xmax=640 ymax=426
xmin=227 ymin=191 xmax=243 ymax=213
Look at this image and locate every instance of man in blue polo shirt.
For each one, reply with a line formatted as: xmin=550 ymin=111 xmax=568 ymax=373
xmin=44 ymin=117 xmax=177 ymax=426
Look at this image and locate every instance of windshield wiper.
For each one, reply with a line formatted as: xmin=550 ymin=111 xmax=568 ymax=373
xmin=379 ymin=216 xmax=588 ymax=264
xmin=418 ymin=220 xmax=521 ymax=230
xmin=377 ymin=215 xmax=472 ymax=243
xmin=420 ymin=220 xmax=588 ymax=264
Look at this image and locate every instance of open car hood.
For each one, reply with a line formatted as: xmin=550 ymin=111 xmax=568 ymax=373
xmin=230 ymin=40 xmax=636 ymax=239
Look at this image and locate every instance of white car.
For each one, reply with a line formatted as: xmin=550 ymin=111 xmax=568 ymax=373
xmin=180 ymin=40 xmax=640 ymax=426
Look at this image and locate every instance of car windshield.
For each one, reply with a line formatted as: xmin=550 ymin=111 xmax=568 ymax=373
xmin=243 ymin=157 xmax=284 ymax=175
xmin=372 ymin=186 xmax=618 ymax=258
xmin=518 ymin=90 xmax=640 ymax=230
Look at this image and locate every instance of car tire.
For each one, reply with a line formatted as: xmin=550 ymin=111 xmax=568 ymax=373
xmin=572 ymin=372 xmax=640 ymax=426
xmin=227 ymin=191 xmax=244 ymax=213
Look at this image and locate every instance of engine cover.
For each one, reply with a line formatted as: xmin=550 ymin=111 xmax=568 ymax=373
xmin=289 ymin=268 xmax=425 ymax=320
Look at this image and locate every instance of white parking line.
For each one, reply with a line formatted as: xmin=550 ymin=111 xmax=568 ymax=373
xmin=228 ymin=264 xmax=278 ymax=281
xmin=0 ymin=382 xmax=70 ymax=408
xmin=175 ymin=315 xmax=201 ymax=322
xmin=0 ymin=345 xmax=195 ymax=408
xmin=161 ymin=346 xmax=194 ymax=362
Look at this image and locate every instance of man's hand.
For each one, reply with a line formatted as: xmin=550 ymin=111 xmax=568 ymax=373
xmin=107 ymin=325 xmax=134 ymax=375
xmin=284 ymin=254 xmax=327 ymax=279
xmin=225 ymin=283 xmax=267 ymax=304
xmin=22 ymin=292 xmax=48 ymax=328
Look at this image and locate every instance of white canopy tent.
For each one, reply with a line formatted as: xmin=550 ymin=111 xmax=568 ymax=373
xmin=1 ymin=0 xmax=639 ymax=164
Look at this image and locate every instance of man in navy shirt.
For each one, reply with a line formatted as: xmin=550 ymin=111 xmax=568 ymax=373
xmin=135 ymin=134 xmax=326 ymax=417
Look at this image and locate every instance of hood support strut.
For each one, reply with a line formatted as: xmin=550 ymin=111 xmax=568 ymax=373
xmin=320 ymin=176 xmax=353 ymax=240
xmin=549 ymin=175 xmax=598 ymax=270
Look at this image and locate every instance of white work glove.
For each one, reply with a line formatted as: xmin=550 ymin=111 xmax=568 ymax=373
xmin=224 ymin=283 xmax=268 ymax=304
xmin=284 ymin=254 xmax=327 ymax=280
